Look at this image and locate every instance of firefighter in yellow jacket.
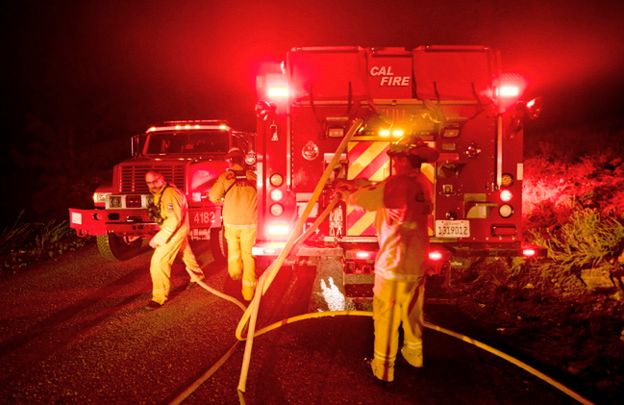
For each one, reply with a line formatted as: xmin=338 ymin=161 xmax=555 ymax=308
xmin=208 ymin=148 xmax=258 ymax=301
xmin=338 ymin=140 xmax=438 ymax=383
xmin=145 ymin=171 xmax=205 ymax=309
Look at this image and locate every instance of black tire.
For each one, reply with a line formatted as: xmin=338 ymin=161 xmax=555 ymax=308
xmin=96 ymin=234 xmax=143 ymax=261
xmin=210 ymin=227 xmax=227 ymax=263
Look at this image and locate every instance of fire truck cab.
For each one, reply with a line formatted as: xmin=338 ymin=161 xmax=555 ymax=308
xmin=69 ymin=120 xmax=255 ymax=261
xmin=253 ymin=46 xmax=540 ymax=295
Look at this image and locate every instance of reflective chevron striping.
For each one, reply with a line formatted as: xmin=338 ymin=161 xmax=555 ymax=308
xmin=346 ymin=206 xmax=377 ymax=236
xmin=345 ymin=141 xmax=436 ymax=237
xmin=346 ymin=141 xmax=390 ymax=236
xmin=347 ymin=142 xmax=390 ymax=181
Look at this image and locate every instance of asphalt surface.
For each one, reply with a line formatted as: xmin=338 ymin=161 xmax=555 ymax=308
xmin=0 ymin=242 xmax=583 ymax=404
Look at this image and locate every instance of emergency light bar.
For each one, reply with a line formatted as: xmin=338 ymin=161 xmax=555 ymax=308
xmin=146 ymin=123 xmax=231 ymax=133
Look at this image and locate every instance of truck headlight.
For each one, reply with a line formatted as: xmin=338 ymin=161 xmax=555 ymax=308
xmin=93 ymin=192 xmax=111 ymax=205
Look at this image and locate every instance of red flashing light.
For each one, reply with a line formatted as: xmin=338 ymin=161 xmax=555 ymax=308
xmin=496 ymin=85 xmax=521 ymax=98
xmin=493 ymin=74 xmax=527 ymax=111
xmin=428 ymin=250 xmax=444 ymax=261
xmin=267 ymin=223 xmax=290 ymax=237
xmin=500 ymin=189 xmax=513 ymax=202
xmin=522 ymin=248 xmax=537 ymax=257
xmin=270 ymin=189 xmax=284 ymax=202
xmin=266 ymin=85 xmax=289 ymax=100
xmin=355 ymin=251 xmax=371 ymax=260
xmin=192 ymin=192 xmax=202 ymax=203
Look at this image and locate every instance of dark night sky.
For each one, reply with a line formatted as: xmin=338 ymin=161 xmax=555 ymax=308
xmin=2 ymin=0 xmax=624 ymax=223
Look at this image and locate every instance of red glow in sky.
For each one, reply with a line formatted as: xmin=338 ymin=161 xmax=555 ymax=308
xmin=6 ymin=0 xmax=624 ymax=131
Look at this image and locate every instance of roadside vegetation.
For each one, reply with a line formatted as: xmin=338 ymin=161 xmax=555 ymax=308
xmin=0 ymin=212 xmax=91 ymax=274
xmin=451 ymin=131 xmax=624 ymax=402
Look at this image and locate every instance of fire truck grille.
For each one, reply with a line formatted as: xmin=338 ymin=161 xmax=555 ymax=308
xmin=120 ymin=164 xmax=187 ymax=193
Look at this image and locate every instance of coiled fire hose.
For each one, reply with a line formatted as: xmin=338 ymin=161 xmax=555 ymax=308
xmin=172 ymin=117 xmax=593 ymax=405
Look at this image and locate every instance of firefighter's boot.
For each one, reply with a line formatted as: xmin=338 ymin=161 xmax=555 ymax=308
xmin=401 ymin=339 xmax=423 ymax=368
xmin=370 ymin=357 xmax=394 ymax=382
xmin=241 ymin=278 xmax=257 ymax=301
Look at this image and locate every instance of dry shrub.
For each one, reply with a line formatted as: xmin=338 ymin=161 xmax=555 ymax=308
xmin=522 ymin=148 xmax=624 ymax=295
xmin=531 ymin=208 xmax=624 ymax=277
xmin=1 ymin=217 xmax=90 ymax=272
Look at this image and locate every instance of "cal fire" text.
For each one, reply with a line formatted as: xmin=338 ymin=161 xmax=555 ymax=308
xmin=369 ymin=65 xmax=410 ymax=86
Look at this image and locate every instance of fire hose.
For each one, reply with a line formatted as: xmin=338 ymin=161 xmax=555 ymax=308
xmin=171 ymin=117 xmax=593 ymax=405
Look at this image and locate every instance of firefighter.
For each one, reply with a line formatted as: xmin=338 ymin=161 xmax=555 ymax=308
xmin=144 ymin=171 xmax=205 ymax=309
xmin=337 ymin=139 xmax=438 ymax=383
xmin=208 ymin=147 xmax=258 ymax=301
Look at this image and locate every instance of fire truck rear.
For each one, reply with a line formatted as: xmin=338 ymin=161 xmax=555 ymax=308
xmin=253 ymin=46 xmax=541 ymax=295
xmin=69 ymin=120 xmax=255 ymax=261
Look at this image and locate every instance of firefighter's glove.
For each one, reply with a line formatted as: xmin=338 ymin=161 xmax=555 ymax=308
xmin=334 ymin=179 xmax=356 ymax=194
xmin=149 ymin=235 xmax=163 ymax=249
xmin=149 ymin=230 xmax=171 ymax=249
xmin=334 ymin=178 xmax=373 ymax=196
xmin=149 ymin=236 xmax=160 ymax=249
xmin=147 ymin=203 xmax=162 ymax=224
xmin=333 ymin=181 xmax=351 ymax=200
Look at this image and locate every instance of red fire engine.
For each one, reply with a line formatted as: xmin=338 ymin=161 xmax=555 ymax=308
xmin=69 ymin=120 xmax=255 ymax=261
xmin=253 ymin=46 xmax=541 ymax=295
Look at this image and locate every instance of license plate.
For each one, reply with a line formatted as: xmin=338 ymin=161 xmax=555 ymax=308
xmin=435 ymin=220 xmax=470 ymax=238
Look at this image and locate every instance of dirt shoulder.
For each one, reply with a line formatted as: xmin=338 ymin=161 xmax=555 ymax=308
xmin=446 ymin=259 xmax=624 ymax=403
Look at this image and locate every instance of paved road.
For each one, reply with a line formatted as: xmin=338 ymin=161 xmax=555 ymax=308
xmin=0 ymin=242 xmax=582 ymax=404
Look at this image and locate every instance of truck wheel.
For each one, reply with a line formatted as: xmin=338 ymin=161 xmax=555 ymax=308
xmin=210 ymin=227 xmax=227 ymax=264
xmin=97 ymin=234 xmax=143 ymax=261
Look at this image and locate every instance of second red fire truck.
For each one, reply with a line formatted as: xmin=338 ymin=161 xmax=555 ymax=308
xmin=69 ymin=120 xmax=255 ymax=262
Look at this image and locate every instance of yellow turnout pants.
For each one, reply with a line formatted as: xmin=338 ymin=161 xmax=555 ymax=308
xmin=370 ymin=274 xmax=425 ymax=382
xmin=150 ymin=235 xmax=204 ymax=304
xmin=224 ymin=226 xmax=257 ymax=300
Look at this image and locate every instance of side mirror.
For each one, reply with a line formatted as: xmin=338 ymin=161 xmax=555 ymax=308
xmin=131 ymin=134 xmax=145 ymax=157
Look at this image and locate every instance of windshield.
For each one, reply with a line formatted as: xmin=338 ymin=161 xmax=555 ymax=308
xmin=144 ymin=130 xmax=229 ymax=155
